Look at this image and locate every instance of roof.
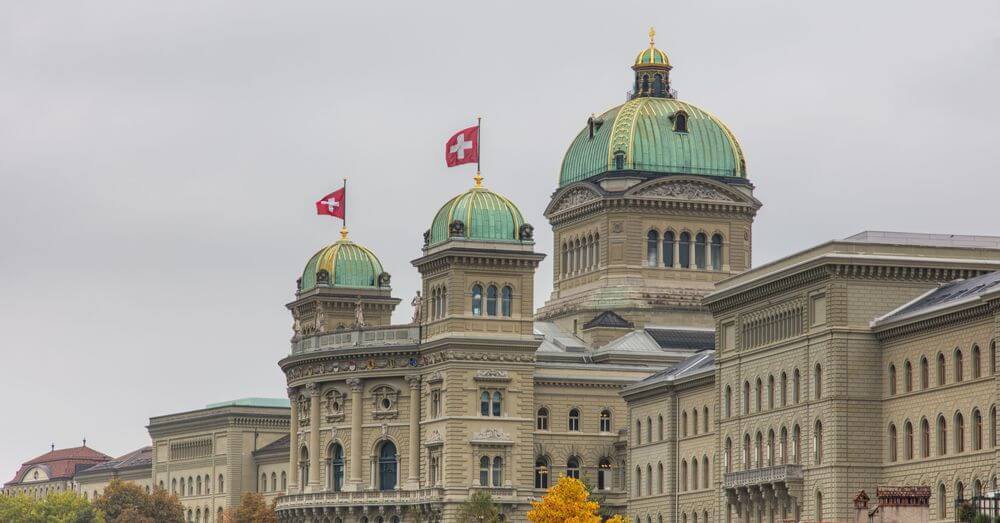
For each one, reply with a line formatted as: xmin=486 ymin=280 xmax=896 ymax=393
xmin=76 ymin=447 xmax=152 ymax=475
xmin=873 ymin=271 xmax=1000 ymax=327
xmin=428 ymin=185 xmax=527 ymax=247
xmin=299 ymin=236 xmax=386 ymax=292
xmin=593 ymin=330 xmax=663 ymax=355
xmin=559 ymin=97 xmax=746 ymax=187
xmin=6 ymin=446 xmax=111 ymax=486
xmin=583 ymin=310 xmax=634 ymax=330
xmin=205 ymin=397 xmax=290 ymax=409
xmin=253 ymin=435 xmax=290 ymax=456
xmin=645 ymin=327 xmax=715 ymax=351
xmin=845 ymin=231 xmax=1000 ymax=250
xmin=624 ymin=350 xmax=715 ymax=392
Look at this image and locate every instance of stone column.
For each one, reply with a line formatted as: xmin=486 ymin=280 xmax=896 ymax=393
xmin=673 ymin=239 xmax=680 ymax=269
xmin=346 ymin=378 xmax=364 ymax=491
xmin=406 ymin=375 xmax=421 ymax=489
xmin=307 ymin=382 xmax=321 ymax=491
xmin=690 ymin=239 xmax=697 ymax=270
xmin=723 ymin=241 xmax=731 ymax=272
xmin=707 ymin=241 xmax=714 ymax=271
xmin=287 ymin=387 xmax=299 ymax=493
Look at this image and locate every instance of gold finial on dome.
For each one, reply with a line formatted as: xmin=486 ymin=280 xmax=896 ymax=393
xmin=649 ymin=26 xmax=656 ymax=47
xmin=340 ymin=227 xmax=349 ymax=240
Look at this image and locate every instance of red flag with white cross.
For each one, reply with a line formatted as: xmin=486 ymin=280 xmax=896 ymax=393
xmin=445 ymin=125 xmax=479 ymax=167
xmin=315 ymin=186 xmax=345 ymax=219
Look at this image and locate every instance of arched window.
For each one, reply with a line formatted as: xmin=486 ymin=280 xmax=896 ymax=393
xmin=568 ymin=409 xmax=580 ymax=431
xmin=377 ymin=441 xmax=398 ymax=491
xmin=679 ymin=232 xmax=691 ymax=268
xmin=921 ymin=418 xmax=930 ymax=458
xmin=560 ymin=243 xmax=568 ymax=276
xmin=992 ymin=340 xmax=997 ymax=375
xmin=663 ymin=231 xmax=675 ymax=267
xmin=534 ymin=458 xmax=549 ymax=489
xmin=755 ymin=378 xmax=762 ymax=412
xmin=492 ymin=456 xmax=503 ymax=487
xmin=755 ymin=432 xmax=763 ymax=468
xmin=600 ymin=410 xmax=612 ymax=432
xmin=793 ymin=425 xmax=801 ymax=464
xmin=479 ymin=456 xmax=490 ymax=486
xmin=702 ymin=455 xmax=710 ymax=488
xmin=471 ymin=285 xmax=483 ymax=316
xmin=658 ymin=414 xmax=664 ymax=440
xmin=957 ymin=481 xmax=966 ymax=501
xmin=920 ymin=356 xmax=929 ymax=389
xmin=991 ymin=406 xmax=997 ymax=448
xmin=205 ymin=474 xmax=210 ymax=494
xmin=598 ymin=458 xmax=612 ymax=491
xmin=704 ymin=406 xmax=709 ymax=432
xmin=938 ymin=483 xmax=947 ymax=519
xmin=329 ymin=443 xmax=344 ymax=491
xmin=695 ymin=233 xmax=707 ymax=269
xmin=711 ymin=234 xmax=723 ymax=271
xmin=904 ymin=422 xmax=914 ymax=460
xmin=724 ymin=386 xmax=732 ymax=418
xmin=480 ymin=392 xmax=490 ymax=416
xmin=768 ymin=375 xmax=775 ymax=409
xmin=780 ymin=427 xmax=788 ymax=464
xmin=635 ymin=466 xmax=642 ymax=496
xmin=647 ymin=416 xmax=652 ymax=442
xmin=298 ymin=447 xmax=308 ymax=488
xmin=680 ymin=460 xmax=688 ymax=491
xmin=816 ymin=491 xmax=824 ymax=521
xmin=937 ymin=353 xmax=946 ymax=386
xmin=743 ymin=434 xmax=751 ymax=470
xmin=955 ymin=349 xmax=964 ymax=382
xmin=743 ymin=381 xmax=750 ymax=415
xmin=692 ymin=409 xmax=699 ymax=435
xmin=536 ymin=408 xmax=549 ymax=430
xmin=566 ymin=457 xmax=580 ymax=479
xmin=904 ymin=360 xmax=913 ymax=392
xmin=682 ymin=411 xmax=688 ymax=437
xmin=814 ymin=420 xmax=824 ymax=464
xmin=197 ymin=476 xmax=202 ymax=495
xmin=814 ymin=364 xmax=823 ymax=399
xmin=179 ymin=477 xmax=185 ymax=497
xmin=888 ymin=365 xmax=897 ymax=395
xmin=767 ymin=429 xmax=775 ymax=466
xmin=691 ymin=457 xmax=698 ymax=489
xmin=780 ymin=372 xmax=788 ymax=406
xmin=973 ymin=344 xmax=982 ymax=378
xmin=647 ymin=230 xmax=660 ymax=266
xmin=270 ymin=472 xmax=276 ymax=492
xmin=973 ymin=409 xmax=983 ymax=450
xmin=937 ymin=416 xmax=948 ymax=455
xmin=485 ymin=285 xmax=498 ymax=316
xmin=793 ymin=369 xmax=801 ymax=404
xmin=635 ymin=419 xmax=642 ymax=445
xmin=259 ymin=473 xmax=266 ymax=492
xmin=218 ymin=474 xmax=224 ymax=494
xmin=492 ymin=391 xmax=502 ymax=416
xmin=673 ymin=110 xmax=688 ymax=133
xmin=646 ymin=464 xmax=653 ymax=495
xmin=501 ymin=286 xmax=513 ymax=317
xmin=955 ymin=411 xmax=965 ymax=452
xmin=724 ymin=438 xmax=733 ymax=473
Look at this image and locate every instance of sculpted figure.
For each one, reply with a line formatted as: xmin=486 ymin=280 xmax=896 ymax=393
xmin=410 ymin=291 xmax=422 ymax=324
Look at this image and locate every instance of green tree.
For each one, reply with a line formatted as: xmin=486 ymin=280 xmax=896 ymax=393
xmin=222 ymin=492 xmax=277 ymax=523
xmin=0 ymin=491 xmax=103 ymax=523
xmin=0 ymin=494 xmax=38 ymax=522
xmin=93 ymin=480 xmax=183 ymax=523
xmin=456 ymin=490 xmax=501 ymax=523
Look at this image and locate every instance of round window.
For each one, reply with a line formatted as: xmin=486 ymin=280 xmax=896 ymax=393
xmin=381 ymin=398 xmax=392 ymax=409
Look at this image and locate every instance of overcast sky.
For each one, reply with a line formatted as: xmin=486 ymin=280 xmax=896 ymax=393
xmin=1 ymin=0 xmax=998 ymax=479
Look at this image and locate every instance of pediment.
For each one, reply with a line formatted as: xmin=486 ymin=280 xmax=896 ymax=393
xmin=547 ymin=186 xmax=602 ymax=214
xmin=628 ymin=179 xmax=739 ymax=202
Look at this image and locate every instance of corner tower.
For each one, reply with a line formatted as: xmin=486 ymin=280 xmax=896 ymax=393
xmin=537 ymin=31 xmax=762 ymax=339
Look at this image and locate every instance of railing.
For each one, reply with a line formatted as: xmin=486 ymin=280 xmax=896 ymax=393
xmin=276 ymin=487 xmax=443 ymax=510
xmin=955 ymin=495 xmax=1000 ymax=521
xmin=291 ymin=326 xmax=420 ymax=355
xmin=722 ymin=465 xmax=804 ymax=489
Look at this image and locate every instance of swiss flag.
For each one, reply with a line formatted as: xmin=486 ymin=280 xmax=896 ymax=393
xmin=316 ymin=187 xmax=345 ymax=219
xmin=445 ymin=125 xmax=479 ymax=167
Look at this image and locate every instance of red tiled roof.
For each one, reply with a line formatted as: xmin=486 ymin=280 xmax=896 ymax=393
xmin=5 ymin=446 xmax=111 ymax=486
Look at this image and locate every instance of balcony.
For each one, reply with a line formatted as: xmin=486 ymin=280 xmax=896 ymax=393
xmin=722 ymin=465 xmax=804 ymax=513
xmin=276 ymin=488 xmax=443 ymax=517
xmin=291 ymin=326 xmax=420 ymax=355
xmin=722 ymin=464 xmax=803 ymax=489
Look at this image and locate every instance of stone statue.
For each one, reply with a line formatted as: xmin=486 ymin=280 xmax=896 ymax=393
xmin=354 ymin=297 xmax=366 ymax=328
xmin=410 ymin=291 xmax=423 ymax=324
xmin=315 ymin=306 xmax=326 ymax=333
xmin=449 ymin=219 xmax=465 ymax=238
xmin=519 ymin=223 xmax=535 ymax=241
xmin=291 ymin=311 xmax=302 ymax=340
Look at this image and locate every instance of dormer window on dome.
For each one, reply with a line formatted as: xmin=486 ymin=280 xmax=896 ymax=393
xmin=672 ymin=110 xmax=689 ymax=133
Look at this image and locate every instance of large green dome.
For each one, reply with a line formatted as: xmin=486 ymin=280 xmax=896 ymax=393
xmin=427 ymin=186 xmax=527 ymax=247
xmin=559 ymin=97 xmax=747 ymax=187
xmin=299 ymin=234 xmax=387 ymax=292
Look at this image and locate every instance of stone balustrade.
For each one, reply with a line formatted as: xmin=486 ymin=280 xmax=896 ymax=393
xmin=291 ymin=326 xmax=420 ymax=355
xmin=722 ymin=464 xmax=803 ymax=489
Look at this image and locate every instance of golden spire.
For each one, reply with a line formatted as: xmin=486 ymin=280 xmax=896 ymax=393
xmin=649 ymin=26 xmax=656 ymax=48
xmin=340 ymin=226 xmax=349 ymax=240
xmin=473 ymin=171 xmax=483 ymax=188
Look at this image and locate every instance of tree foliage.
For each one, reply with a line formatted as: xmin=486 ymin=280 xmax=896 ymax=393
xmin=93 ymin=479 xmax=183 ymax=522
xmin=221 ymin=492 xmax=277 ymax=523
xmin=0 ymin=491 xmax=103 ymax=523
xmin=528 ymin=476 xmax=622 ymax=523
xmin=456 ymin=490 xmax=501 ymax=523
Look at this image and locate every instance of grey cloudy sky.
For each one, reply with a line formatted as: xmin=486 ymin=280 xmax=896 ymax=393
xmin=2 ymin=0 xmax=998 ymax=478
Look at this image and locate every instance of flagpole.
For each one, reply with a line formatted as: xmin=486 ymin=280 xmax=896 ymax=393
xmin=341 ymin=177 xmax=348 ymax=239
xmin=475 ymin=116 xmax=482 ymax=187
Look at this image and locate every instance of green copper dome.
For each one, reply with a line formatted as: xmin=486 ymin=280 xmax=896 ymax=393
xmin=559 ymin=97 xmax=747 ymax=187
xmin=427 ymin=186 xmax=527 ymax=246
xmin=299 ymin=234 xmax=386 ymax=292
xmin=635 ymin=46 xmax=670 ymax=66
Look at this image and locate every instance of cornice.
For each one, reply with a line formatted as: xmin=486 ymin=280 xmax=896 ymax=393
xmin=874 ymin=301 xmax=998 ymax=341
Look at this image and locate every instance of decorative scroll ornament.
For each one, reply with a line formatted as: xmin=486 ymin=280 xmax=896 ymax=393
xmin=471 ymin=428 xmax=511 ymax=442
xmin=474 ymin=369 xmax=510 ymax=381
xmin=426 ymin=430 xmax=443 ymax=444
xmin=552 ymin=188 xmax=601 ymax=212
xmin=632 ymin=181 xmax=736 ymax=202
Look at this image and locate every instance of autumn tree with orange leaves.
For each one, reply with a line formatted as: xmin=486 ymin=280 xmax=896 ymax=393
xmin=527 ymin=476 xmax=626 ymax=523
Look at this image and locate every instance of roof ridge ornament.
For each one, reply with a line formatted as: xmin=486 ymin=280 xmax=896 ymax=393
xmin=649 ymin=26 xmax=656 ymax=48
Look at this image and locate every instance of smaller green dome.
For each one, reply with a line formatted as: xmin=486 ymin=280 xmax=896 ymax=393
xmin=634 ymin=47 xmax=670 ymax=67
xmin=427 ymin=186 xmax=528 ymax=247
xmin=299 ymin=233 xmax=387 ymax=292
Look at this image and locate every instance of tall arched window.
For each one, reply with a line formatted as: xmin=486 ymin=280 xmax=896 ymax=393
xmin=702 ymin=455 xmax=709 ymax=488
xmin=695 ymin=233 xmax=707 ymax=269
xmin=743 ymin=434 xmax=751 ymax=471
xmin=682 ymin=411 xmax=688 ymax=437
xmin=921 ymin=418 xmax=930 ymax=458
xmin=724 ymin=438 xmax=733 ymax=473
xmin=561 ymin=243 xmax=568 ymax=276
xmin=973 ymin=409 xmax=983 ymax=450
xmin=646 ymin=230 xmax=660 ymax=266
xmin=534 ymin=458 xmax=549 ymax=489
xmin=501 ymin=286 xmax=513 ymax=317
xmin=479 ymin=456 xmax=490 ymax=486
xmin=635 ymin=419 xmax=642 ymax=445
xmin=703 ymin=406 xmax=709 ymax=432
xmin=673 ymin=110 xmax=688 ymax=132
xmin=658 ymin=415 xmax=664 ymax=440
xmin=647 ymin=416 xmax=653 ymax=441
xmin=646 ymin=464 xmax=653 ymax=495
xmin=938 ymin=483 xmax=947 ymax=519
xmin=816 ymin=491 xmax=824 ymax=521
xmin=904 ymin=422 xmax=914 ymax=460
xmin=471 ymin=285 xmax=483 ymax=316
xmin=920 ymin=356 xmax=929 ymax=389
xmin=767 ymin=429 xmax=775 ymax=466
xmin=492 ymin=391 xmax=502 ymax=417
xmin=711 ymin=234 xmax=723 ymax=271
xmin=270 ymin=472 xmax=276 ymax=492
xmin=768 ymin=375 xmax=775 ymax=409
xmin=780 ymin=372 xmax=788 ymax=406
xmin=566 ymin=457 xmax=580 ymax=479
xmin=377 ymin=441 xmax=398 ymax=491
xmin=793 ymin=425 xmax=801 ymax=464
xmin=218 ymin=474 xmax=224 ymax=493
xmin=724 ymin=386 xmax=732 ymax=418
xmin=492 ymin=457 xmax=503 ymax=487
xmin=536 ymin=408 xmax=549 ymax=430
xmin=680 ymin=460 xmax=688 ymax=491
xmin=937 ymin=353 xmax=946 ymax=385
xmin=814 ymin=364 xmax=823 ymax=399
xmin=937 ymin=416 xmax=948 ymax=455
xmin=755 ymin=378 xmax=762 ymax=412
xmin=480 ymin=391 xmax=490 ymax=416
xmin=991 ymin=406 xmax=997 ymax=449
xmin=663 ymin=231 xmax=675 ymax=267
xmin=486 ymin=285 xmax=498 ymax=316
xmin=691 ymin=457 xmax=698 ymax=490
xmin=568 ymin=409 xmax=580 ymax=431
xmin=904 ymin=360 xmax=913 ymax=392
xmin=755 ymin=432 xmax=763 ymax=468
xmin=992 ymin=340 xmax=997 ymax=375
xmin=793 ymin=369 xmax=801 ymax=404
xmin=743 ymin=381 xmax=750 ymax=415
xmin=888 ymin=365 xmax=897 ymax=395
xmin=692 ymin=409 xmax=699 ymax=435
xmin=329 ymin=443 xmax=344 ymax=491
xmin=814 ymin=420 xmax=824 ymax=464
xmin=299 ymin=448 xmax=309 ymax=487
xmin=679 ymin=232 xmax=691 ymax=268
xmin=955 ymin=349 xmax=964 ymax=382
xmin=780 ymin=427 xmax=788 ymax=464
xmin=600 ymin=410 xmax=612 ymax=432
xmin=955 ymin=412 xmax=965 ymax=452
xmin=973 ymin=344 xmax=982 ymax=378
xmin=599 ymin=458 xmax=612 ymax=491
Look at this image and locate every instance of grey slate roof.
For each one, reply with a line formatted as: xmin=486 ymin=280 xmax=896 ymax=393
xmin=583 ymin=311 xmax=634 ymax=330
xmin=645 ymin=327 xmax=715 ymax=351
xmin=77 ymin=447 xmax=152 ymax=475
xmin=254 ymin=434 xmax=290 ymax=456
xmin=873 ymin=271 xmax=1000 ymax=326
xmin=626 ymin=350 xmax=715 ymax=391
xmin=593 ymin=330 xmax=663 ymax=355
